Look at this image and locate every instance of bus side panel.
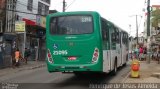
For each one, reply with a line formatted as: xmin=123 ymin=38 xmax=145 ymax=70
xmin=122 ymin=44 xmax=127 ymax=64
xmin=116 ymin=44 xmax=121 ymax=67
xmin=103 ymin=50 xmax=111 ymax=73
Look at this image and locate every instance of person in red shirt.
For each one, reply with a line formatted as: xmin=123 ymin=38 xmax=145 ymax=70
xmin=139 ymin=46 xmax=143 ymax=61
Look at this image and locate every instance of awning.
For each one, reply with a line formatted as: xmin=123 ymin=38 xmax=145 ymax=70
xmin=22 ymin=18 xmax=36 ymax=26
xmin=22 ymin=18 xmax=46 ymax=30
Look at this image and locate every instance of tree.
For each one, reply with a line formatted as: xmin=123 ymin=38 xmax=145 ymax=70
xmin=151 ymin=9 xmax=160 ymax=28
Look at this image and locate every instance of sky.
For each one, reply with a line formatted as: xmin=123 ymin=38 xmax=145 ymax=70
xmin=49 ymin=0 xmax=160 ymax=37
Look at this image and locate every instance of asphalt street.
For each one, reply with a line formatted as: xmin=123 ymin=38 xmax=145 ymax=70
xmin=0 ymin=64 xmax=130 ymax=89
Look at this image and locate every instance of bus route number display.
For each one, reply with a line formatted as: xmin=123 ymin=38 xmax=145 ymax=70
xmin=81 ymin=17 xmax=92 ymax=22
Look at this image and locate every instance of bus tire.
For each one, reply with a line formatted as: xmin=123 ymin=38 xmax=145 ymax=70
xmin=111 ymin=60 xmax=117 ymax=75
xmin=73 ymin=72 xmax=83 ymax=77
xmin=123 ymin=63 xmax=127 ymax=67
xmin=123 ymin=55 xmax=128 ymax=67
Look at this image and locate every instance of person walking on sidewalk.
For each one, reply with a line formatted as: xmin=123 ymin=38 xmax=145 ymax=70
xmin=13 ymin=48 xmax=21 ymax=68
xmin=139 ymin=46 xmax=143 ymax=61
xmin=143 ymin=47 xmax=147 ymax=61
xmin=134 ymin=47 xmax=139 ymax=59
xmin=24 ymin=48 xmax=30 ymax=64
xmin=158 ymin=49 xmax=160 ymax=64
xmin=153 ymin=48 xmax=158 ymax=61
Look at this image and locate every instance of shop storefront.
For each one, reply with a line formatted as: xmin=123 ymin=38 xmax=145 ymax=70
xmin=0 ymin=33 xmax=17 ymax=68
xmin=22 ymin=18 xmax=46 ymax=61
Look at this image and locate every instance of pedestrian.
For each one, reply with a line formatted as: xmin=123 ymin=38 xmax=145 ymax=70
xmin=134 ymin=47 xmax=139 ymax=59
xmin=139 ymin=46 xmax=143 ymax=61
xmin=158 ymin=49 xmax=160 ymax=64
xmin=24 ymin=48 xmax=30 ymax=64
xmin=153 ymin=48 xmax=158 ymax=61
xmin=13 ymin=48 xmax=21 ymax=68
xmin=143 ymin=47 xmax=147 ymax=61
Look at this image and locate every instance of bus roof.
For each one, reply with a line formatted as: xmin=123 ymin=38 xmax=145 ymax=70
xmin=47 ymin=11 xmax=100 ymax=17
xmin=101 ymin=17 xmax=128 ymax=34
xmin=47 ymin=11 xmax=128 ymax=34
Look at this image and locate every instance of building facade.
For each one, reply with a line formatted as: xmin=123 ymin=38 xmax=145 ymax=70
xmin=15 ymin=0 xmax=50 ymax=61
xmin=16 ymin=0 xmax=50 ymax=23
xmin=0 ymin=0 xmax=6 ymax=33
xmin=5 ymin=0 xmax=17 ymax=33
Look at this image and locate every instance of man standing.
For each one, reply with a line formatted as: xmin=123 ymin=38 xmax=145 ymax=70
xmin=24 ymin=48 xmax=30 ymax=64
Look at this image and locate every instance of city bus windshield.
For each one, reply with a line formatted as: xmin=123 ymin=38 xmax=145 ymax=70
xmin=50 ymin=15 xmax=93 ymax=35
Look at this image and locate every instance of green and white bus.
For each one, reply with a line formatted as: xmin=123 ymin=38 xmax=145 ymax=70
xmin=46 ymin=11 xmax=128 ymax=75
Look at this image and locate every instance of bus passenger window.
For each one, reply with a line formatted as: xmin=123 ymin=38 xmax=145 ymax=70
xmin=106 ymin=32 xmax=109 ymax=42
xmin=116 ymin=31 xmax=119 ymax=43
xmin=111 ymin=33 xmax=116 ymax=42
xmin=111 ymin=28 xmax=116 ymax=43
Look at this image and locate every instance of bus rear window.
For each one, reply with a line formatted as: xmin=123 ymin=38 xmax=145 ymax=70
xmin=50 ymin=15 xmax=93 ymax=35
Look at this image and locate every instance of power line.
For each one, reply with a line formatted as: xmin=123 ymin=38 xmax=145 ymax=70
xmin=65 ymin=0 xmax=76 ymax=11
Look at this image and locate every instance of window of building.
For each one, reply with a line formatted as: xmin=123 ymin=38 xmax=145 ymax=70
xmin=45 ymin=5 xmax=49 ymax=15
xmin=38 ymin=2 xmax=49 ymax=15
xmin=41 ymin=4 xmax=45 ymax=15
xmin=27 ymin=0 xmax=33 ymax=11
xmin=38 ymin=2 xmax=42 ymax=15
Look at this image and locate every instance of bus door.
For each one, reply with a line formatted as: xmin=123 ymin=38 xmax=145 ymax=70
xmin=121 ymin=32 xmax=126 ymax=65
xmin=120 ymin=31 xmax=123 ymax=66
xmin=102 ymin=25 xmax=110 ymax=72
xmin=115 ymin=29 xmax=121 ymax=67
xmin=110 ymin=27 xmax=117 ymax=71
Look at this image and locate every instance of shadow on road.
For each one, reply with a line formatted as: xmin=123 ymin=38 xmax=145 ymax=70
xmin=50 ymin=65 xmax=128 ymax=89
xmin=9 ymin=65 xmax=129 ymax=89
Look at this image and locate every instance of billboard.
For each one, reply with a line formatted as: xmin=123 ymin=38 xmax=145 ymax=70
xmin=36 ymin=15 xmax=46 ymax=28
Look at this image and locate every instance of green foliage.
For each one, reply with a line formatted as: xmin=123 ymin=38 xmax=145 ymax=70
xmin=151 ymin=9 xmax=160 ymax=27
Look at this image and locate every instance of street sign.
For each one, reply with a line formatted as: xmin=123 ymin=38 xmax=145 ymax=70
xmin=15 ymin=21 xmax=25 ymax=32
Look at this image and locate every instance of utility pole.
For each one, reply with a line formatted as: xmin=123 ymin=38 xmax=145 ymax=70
xmin=130 ymin=15 xmax=141 ymax=47
xmin=147 ymin=0 xmax=151 ymax=64
xmin=129 ymin=24 xmax=131 ymax=36
xmin=136 ymin=15 xmax=139 ymax=45
xmin=63 ymin=0 xmax=66 ymax=12
xmin=147 ymin=0 xmax=150 ymax=37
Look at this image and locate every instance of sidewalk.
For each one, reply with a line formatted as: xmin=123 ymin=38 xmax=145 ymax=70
xmin=123 ymin=61 xmax=160 ymax=83
xmin=0 ymin=61 xmax=46 ymax=77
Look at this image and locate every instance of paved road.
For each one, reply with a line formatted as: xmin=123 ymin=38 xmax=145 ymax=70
xmin=0 ymin=64 xmax=130 ymax=89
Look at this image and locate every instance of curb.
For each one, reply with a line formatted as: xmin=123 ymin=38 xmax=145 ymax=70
xmin=18 ymin=64 xmax=46 ymax=71
xmin=0 ymin=64 xmax=46 ymax=77
xmin=151 ymin=73 xmax=160 ymax=79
